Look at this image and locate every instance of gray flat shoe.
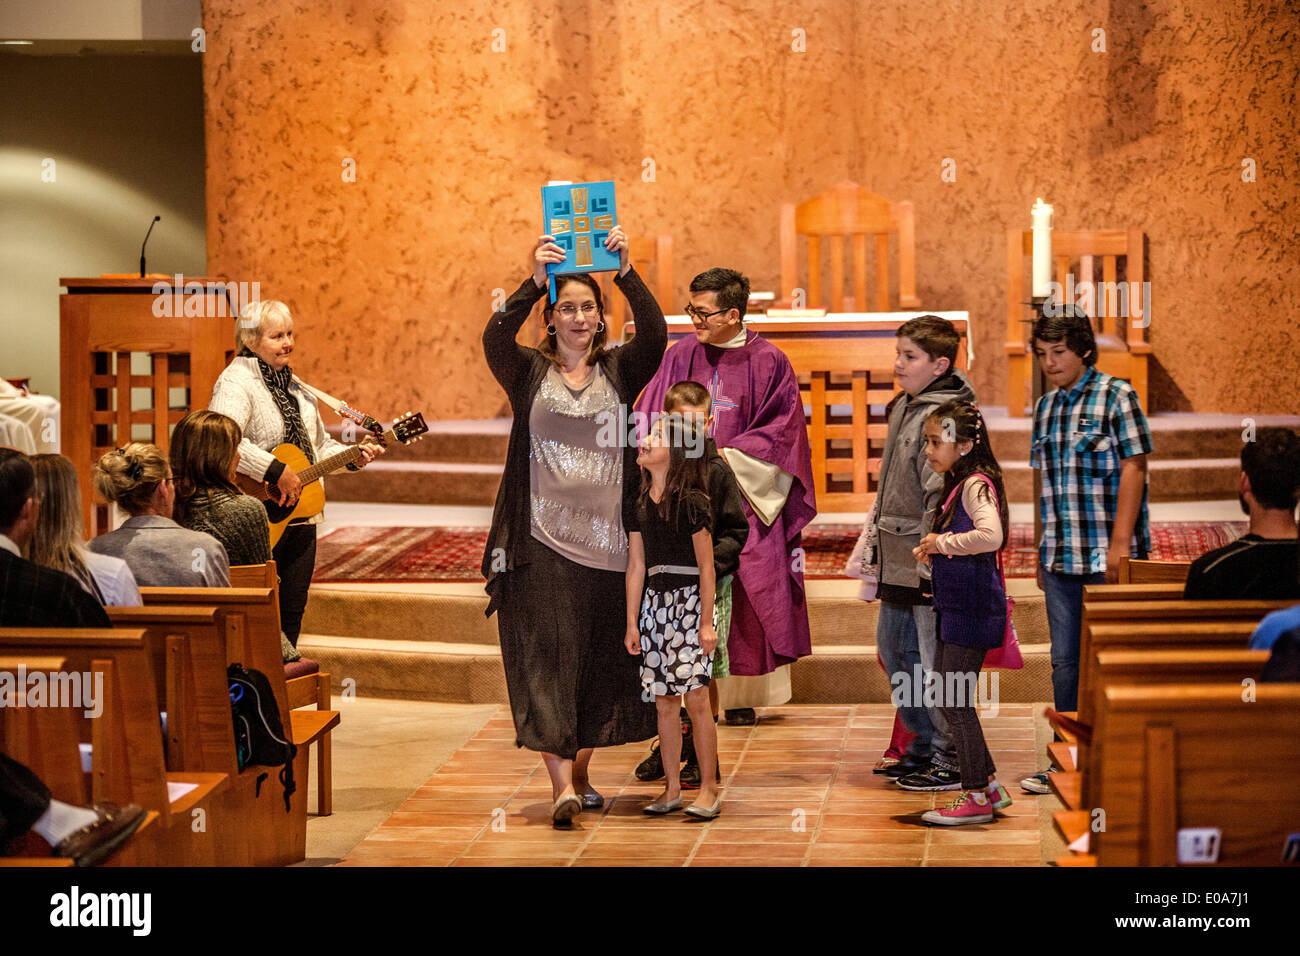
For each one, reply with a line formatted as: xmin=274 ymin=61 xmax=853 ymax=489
xmin=642 ymin=796 xmax=683 ymax=815
xmin=685 ymin=797 xmax=722 ymax=820
xmin=551 ymin=794 xmax=582 ymax=828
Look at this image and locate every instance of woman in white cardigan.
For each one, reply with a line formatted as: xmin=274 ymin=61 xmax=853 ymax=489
xmin=209 ymin=300 xmax=384 ymax=645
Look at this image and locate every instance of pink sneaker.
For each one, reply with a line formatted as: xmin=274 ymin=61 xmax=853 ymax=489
xmin=921 ymin=789 xmax=995 ymax=826
xmin=987 ymin=781 xmax=1013 ymax=814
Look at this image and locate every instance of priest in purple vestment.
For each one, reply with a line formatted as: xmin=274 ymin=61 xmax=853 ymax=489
xmin=635 ymin=268 xmax=816 ymax=714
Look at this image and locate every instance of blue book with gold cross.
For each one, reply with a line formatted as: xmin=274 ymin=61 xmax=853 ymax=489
xmin=541 ymin=180 xmax=618 ymax=300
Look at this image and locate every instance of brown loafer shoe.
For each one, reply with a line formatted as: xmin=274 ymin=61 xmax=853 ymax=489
xmin=54 ymin=803 xmax=147 ymax=867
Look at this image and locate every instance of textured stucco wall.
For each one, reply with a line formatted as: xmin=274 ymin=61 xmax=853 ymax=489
xmin=203 ymin=0 xmax=1299 ymax=419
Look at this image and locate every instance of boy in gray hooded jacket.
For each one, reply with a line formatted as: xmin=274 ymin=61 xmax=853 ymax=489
xmin=872 ymin=316 xmax=977 ymax=791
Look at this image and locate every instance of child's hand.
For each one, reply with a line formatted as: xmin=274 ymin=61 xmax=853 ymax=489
xmin=624 ymin=626 xmax=642 ymax=656
xmin=912 ymin=546 xmax=931 ymax=566
xmin=699 ymin=623 xmax=718 ymax=656
xmin=915 ymin=533 xmax=942 ymax=556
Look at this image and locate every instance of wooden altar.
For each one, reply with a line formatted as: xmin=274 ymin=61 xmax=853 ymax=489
xmin=623 ymin=312 xmax=971 ymax=512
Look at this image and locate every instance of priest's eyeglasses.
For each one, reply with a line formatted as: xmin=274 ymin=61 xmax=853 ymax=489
xmin=684 ymin=305 xmax=730 ymax=321
xmin=554 ymin=303 xmax=600 ymax=317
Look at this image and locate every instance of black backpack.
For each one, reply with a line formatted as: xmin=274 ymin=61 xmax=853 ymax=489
xmin=1260 ymin=629 xmax=1300 ymax=683
xmin=228 ymin=663 xmax=297 ymax=812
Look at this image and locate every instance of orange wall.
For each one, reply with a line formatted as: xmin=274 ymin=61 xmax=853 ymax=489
xmin=203 ymin=0 xmax=1299 ymax=419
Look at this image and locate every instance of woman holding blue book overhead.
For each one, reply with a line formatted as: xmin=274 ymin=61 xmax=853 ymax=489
xmin=481 ymin=221 xmax=667 ymax=828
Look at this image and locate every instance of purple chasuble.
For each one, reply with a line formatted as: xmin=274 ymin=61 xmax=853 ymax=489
xmin=635 ymin=331 xmax=816 ymax=674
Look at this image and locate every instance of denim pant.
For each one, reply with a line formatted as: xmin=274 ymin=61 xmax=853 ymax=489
xmin=877 ymin=601 xmax=956 ymax=769
xmin=1041 ymin=569 xmax=1107 ymax=712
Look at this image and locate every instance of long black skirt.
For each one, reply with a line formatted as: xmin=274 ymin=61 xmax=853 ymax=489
xmin=495 ymin=534 xmax=657 ymax=759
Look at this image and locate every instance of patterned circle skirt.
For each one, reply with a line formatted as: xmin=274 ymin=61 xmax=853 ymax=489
xmin=637 ymin=583 xmax=714 ymax=700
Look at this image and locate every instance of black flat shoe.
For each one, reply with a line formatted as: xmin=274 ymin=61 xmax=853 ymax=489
xmin=724 ymin=708 xmax=757 ymax=726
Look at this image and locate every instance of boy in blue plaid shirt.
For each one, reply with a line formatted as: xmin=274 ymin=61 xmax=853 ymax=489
xmin=1021 ymin=305 xmax=1152 ymax=795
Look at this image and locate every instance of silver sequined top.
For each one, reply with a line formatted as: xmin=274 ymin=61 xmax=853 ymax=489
xmin=528 ymin=364 xmax=627 ymax=571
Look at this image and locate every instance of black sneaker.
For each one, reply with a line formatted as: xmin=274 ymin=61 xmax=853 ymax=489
xmin=634 ymin=741 xmax=666 ymax=781
xmin=896 ymin=765 xmax=963 ymax=791
xmin=724 ymin=708 xmax=757 ymax=726
xmin=881 ymin=753 xmax=931 ymax=779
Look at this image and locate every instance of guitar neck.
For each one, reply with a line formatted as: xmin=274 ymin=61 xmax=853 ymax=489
xmin=296 ymin=427 xmax=394 ymax=483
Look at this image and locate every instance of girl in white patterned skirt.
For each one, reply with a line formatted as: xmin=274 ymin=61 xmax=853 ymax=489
xmin=624 ymin=416 xmax=721 ymax=818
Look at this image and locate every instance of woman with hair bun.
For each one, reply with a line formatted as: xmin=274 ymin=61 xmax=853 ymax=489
xmin=28 ymin=453 xmax=141 ymax=606
xmin=87 ymin=442 xmax=230 ymax=587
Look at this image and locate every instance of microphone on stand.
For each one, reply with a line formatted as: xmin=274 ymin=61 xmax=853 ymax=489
xmin=139 ymin=215 xmax=161 ymax=277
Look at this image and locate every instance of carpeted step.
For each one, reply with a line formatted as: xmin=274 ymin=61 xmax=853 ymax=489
xmin=297 ymin=634 xmax=1054 ymax=705
xmin=302 ymin=588 xmax=499 ymax=645
xmin=790 ymin=644 xmax=1052 ymax=705
xmin=303 ymin=587 xmax=1053 ymax=648
xmin=297 ymin=634 xmax=507 ymax=703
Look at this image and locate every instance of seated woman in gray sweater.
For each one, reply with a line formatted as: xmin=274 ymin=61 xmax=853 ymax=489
xmin=88 ymin=442 xmax=230 ymax=587
xmin=170 ymin=409 xmax=272 ymax=567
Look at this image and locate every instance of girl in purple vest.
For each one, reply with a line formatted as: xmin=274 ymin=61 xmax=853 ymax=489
xmin=912 ymin=401 xmax=1014 ymax=825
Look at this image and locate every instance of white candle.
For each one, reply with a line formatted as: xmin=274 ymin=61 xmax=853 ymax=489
xmin=1031 ymin=198 xmax=1053 ymax=299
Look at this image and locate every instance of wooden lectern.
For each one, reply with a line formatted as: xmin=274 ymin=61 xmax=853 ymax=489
xmin=60 ymin=277 xmax=238 ymax=535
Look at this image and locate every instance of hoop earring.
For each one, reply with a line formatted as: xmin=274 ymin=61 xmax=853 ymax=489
xmin=546 ymin=324 xmax=556 ymax=336
xmin=596 ymin=320 xmax=605 ymax=333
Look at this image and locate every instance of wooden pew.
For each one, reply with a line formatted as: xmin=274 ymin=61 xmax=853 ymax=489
xmin=0 ymin=652 xmax=142 ymax=867
xmin=0 ymin=631 xmax=224 ymax=865
xmin=1117 ymin=556 xmax=1192 ymax=584
xmin=229 ymin=562 xmax=334 ymax=815
xmin=1089 ymin=682 xmax=1300 ymax=865
xmin=1048 ymin=602 xmax=1284 ymax=814
xmin=1077 ymin=599 xmax=1292 ymax=730
xmin=104 ymin=605 xmax=253 ymax=866
xmin=1080 ymin=583 xmax=1185 ymax=602
xmin=139 ymin=586 xmax=338 ymax=863
xmin=1054 ymin=646 xmax=1270 ymax=851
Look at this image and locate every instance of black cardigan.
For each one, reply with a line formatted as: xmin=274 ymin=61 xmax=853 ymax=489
xmin=480 ymin=267 xmax=667 ymax=616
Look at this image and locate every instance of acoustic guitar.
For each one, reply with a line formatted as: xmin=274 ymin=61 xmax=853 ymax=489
xmin=237 ymin=411 xmax=428 ymax=547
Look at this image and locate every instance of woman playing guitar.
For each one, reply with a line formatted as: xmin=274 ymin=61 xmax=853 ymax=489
xmin=209 ymin=299 xmax=386 ymax=647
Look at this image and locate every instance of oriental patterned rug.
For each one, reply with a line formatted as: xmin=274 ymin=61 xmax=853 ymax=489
xmin=312 ymin=521 xmax=1247 ymax=584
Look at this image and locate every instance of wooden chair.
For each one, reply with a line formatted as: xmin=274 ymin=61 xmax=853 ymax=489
xmin=1088 ymin=683 xmax=1300 ymax=865
xmin=229 ymin=562 xmax=335 ymax=816
xmin=1117 ymin=556 xmax=1192 ymax=584
xmin=600 ymin=234 xmax=673 ymax=337
xmin=0 ymin=630 xmax=225 ymax=865
xmin=1005 ymin=227 xmax=1149 ymax=416
xmin=779 ymin=182 xmax=920 ymax=312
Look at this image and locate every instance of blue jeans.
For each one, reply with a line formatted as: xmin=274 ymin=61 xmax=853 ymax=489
xmin=877 ymin=601 xmax=956 ymax=769
xmin=1041 ymin=569 xmax=1106 ymax=713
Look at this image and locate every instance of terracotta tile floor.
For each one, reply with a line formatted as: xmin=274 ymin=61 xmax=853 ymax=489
xmin=338 ymin=703 xmax=1047 ymax=867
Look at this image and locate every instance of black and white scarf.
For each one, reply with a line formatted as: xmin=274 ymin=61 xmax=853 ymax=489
xmin=253 ymin=355 xmax=315 ymax=464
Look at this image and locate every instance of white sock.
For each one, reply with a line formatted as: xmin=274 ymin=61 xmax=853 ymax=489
xmin=31 ymin=800 xmax=100 ymax=846
xmin=987 ymin=778 xmax=1000 ymax=791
